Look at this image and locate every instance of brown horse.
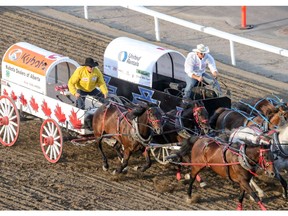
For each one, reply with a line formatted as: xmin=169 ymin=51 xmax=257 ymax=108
xmin=92 ymin=101 xmax=165 ymax=174
xmin=173 ymin=135 xmax=275 ymax=210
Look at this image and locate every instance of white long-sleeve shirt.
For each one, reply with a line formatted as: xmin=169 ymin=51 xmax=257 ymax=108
xmin=184 ymin=52 xmax=218 ymax=77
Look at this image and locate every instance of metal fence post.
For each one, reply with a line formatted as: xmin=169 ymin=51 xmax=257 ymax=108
xmin=229 ymin=40 xmax=236 ymax=66
xmin=84 ymin=6 xmax=88 ymax=19
xmin=154 ymin=16 xmax=160 ymax=41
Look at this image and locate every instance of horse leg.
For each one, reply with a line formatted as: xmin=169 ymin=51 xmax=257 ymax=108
xmin=240 ymin=180 xmax=267 ymax=210
xmin=249 ymin=178 xmax=265 ymax=198
xmin=139 ymin=147 xmax=152 ymax=172
xmin=236 ymin=190 xmax=245 ymax=210
xmin=114 ymin=148 xmax=131 ymax=174
xmin=184 ymin=173 xmax=207 ymax=188
xmin=114 ymin=142 xmax=124 ymax=162
xmin=275 ymin=172 xmax=288 ymax=199
xmin=186 ymin=167 xmax=204 ymax=204
xmin=97 ymin=138 xmax=109 ymax=171
xmin=196 ymin=174 xmax=207 ymax=188
xmin=186 ymin=174 xmax=196 ymax=204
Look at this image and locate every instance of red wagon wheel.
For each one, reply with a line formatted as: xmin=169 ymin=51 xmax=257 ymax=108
xmin=40 ymin=118 xmax=63 ymax=163
xmin=0 ymin=95 xmax=20 ymax=146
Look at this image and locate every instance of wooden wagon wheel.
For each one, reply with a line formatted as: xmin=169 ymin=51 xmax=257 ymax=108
xmin=40 ymin=118 xmax=63 ymax=163
xmin=150 ymin=146 xmax=173 ymax=165
xmin=0 ymin=95 xmax=20 ymax=147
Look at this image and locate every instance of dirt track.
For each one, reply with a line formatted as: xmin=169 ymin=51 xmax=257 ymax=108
xmin=0 ymin=7 xmax=288 ymax=210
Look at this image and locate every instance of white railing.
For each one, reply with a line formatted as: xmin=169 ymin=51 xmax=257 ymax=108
xmin=84 ymin=6 xmax=288 ymax=66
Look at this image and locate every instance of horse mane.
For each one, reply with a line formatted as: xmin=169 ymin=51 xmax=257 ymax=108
xmin=126 ymin=101 xmax=160 ymax=119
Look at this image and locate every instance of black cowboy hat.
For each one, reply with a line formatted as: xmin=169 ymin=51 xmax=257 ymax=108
xmin=82 ymin=57 xmax=99 ymax=67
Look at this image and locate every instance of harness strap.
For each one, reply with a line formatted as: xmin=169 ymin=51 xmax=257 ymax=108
xmin=273 ymin=132 xmax=288 ymax=158
xmin=132 ymin=117 xmax=152 ymax=145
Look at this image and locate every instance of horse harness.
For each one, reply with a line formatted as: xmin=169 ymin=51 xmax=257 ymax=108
xmin=102 ymin=103 xmax=158 ymax=146
xmin=202 ymin=136 xmax=272 ymax=180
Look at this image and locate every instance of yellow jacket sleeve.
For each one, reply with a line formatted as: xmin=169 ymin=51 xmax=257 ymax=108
xmin=68 ymin=67 xmax=81 ymax=96
xmin=95 ymin=68 xmax=108 ymax=96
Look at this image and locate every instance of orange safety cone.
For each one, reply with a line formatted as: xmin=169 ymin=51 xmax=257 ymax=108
xmin=239 ymin=6 xmax=254 ymax=30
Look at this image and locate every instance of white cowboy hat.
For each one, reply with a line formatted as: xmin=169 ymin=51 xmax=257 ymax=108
xmin=192 ymin=44 xmax=210 ymax=53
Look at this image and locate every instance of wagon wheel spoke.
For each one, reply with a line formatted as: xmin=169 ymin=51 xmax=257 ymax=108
xmin=40 ymin=118 xmax=63 ymax=163
xmin=0 ymin=95 xmax=20 ymax=147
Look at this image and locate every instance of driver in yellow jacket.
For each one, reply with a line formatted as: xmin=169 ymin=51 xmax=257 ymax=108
xmin=68 ymin=57 xmax=108 ymax=109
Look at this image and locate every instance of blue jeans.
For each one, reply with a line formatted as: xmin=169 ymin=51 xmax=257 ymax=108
xmin=76 ymin=88 xmax=102 ymax=109
xmin=183 ymin=73 xmax=222 ymax=99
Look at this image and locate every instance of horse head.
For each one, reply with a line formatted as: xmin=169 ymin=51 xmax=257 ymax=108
xmin=239 ymin=143 xmax=275 ymax=178
xmin=180 ymin=100 xmax=210 ymax=134
xmin=191 ymin=101 xmax=210 ymax=134
xmin=145 ymin=104 xmax=165 ymax=135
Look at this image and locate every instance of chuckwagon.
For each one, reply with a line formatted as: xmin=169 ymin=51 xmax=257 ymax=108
xmin=0 ymin=42 xmax=103 ymax=163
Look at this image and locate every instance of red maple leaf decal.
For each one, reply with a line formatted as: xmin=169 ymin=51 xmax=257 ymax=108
xmin=10 ymin=91 xmax=17 ymax=101
xmin=41 ymin=100 xmax=52 ymax=117
xmin=69 ymin=109 xmax=82 ymax=129
xmin=20 ymin=94 xmax=27 ymax=106
xmin=54 ymin=104 xmax=66 ymax=123
xmin=3 ymin=89 xmax=8 ymax=96
xmin=30 ymin=97 xmax=39 ymax=112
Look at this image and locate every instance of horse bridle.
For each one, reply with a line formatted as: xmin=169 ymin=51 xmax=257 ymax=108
xmin=193 ymin=106 xmax=209 ymax=131
xmin=238 ymin=144 xmax=273 ymax=173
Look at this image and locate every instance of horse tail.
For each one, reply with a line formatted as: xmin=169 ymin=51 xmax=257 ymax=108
xmin=165 ymin=135 xmax=199 ymax=160
xmin=177 ymin=135 xmax=199 ymax=157
xmin=209 ymin=107 xmax=227 ymax=129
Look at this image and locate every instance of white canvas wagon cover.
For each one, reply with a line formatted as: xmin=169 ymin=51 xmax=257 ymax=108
xmin=1 ymin=42 xmax=79 ymax=95
xmin=104 ymin=37 xmax=186 ymax=88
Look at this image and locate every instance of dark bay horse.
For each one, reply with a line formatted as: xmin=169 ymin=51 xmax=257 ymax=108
xmin=92 ymin=101 xmax=165 ymax=174
xmin=172 ymin=135 xmax=275 ymax=210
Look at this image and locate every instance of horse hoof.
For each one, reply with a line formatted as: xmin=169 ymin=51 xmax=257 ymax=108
xmin=122 ymin=167 xmax=128 ymax=173
xmin=200 ymin=182 xmax=207 ymax=188
xmin=102 ymin=166 xmax=108 ymax=171
xmin=186 ymin=197 xmax=192 ymax=204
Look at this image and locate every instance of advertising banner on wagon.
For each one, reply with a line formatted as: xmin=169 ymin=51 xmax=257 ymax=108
xmin=2 ymin=42 xmax=62 ymax=94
